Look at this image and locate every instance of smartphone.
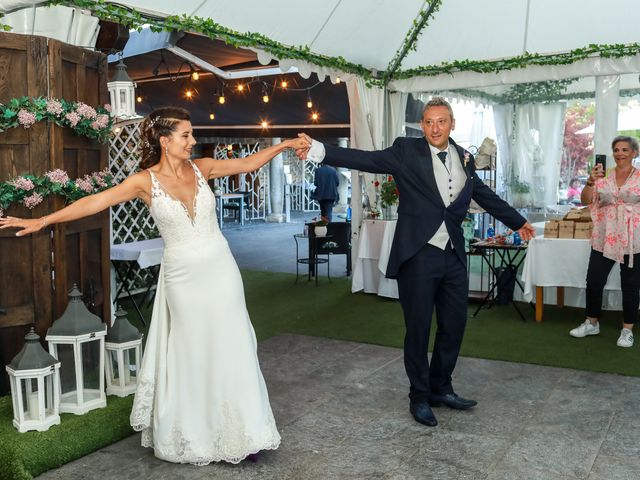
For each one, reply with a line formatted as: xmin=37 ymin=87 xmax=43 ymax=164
xmin=595 ymin=154 xmax=606 ymax=171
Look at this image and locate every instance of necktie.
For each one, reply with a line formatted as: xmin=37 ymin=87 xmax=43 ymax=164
xmin=437 ymin=151 xmax=447 ymax=165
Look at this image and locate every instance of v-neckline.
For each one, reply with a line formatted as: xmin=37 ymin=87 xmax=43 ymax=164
xmin=150 ymin=162 xmax=201 ymax=225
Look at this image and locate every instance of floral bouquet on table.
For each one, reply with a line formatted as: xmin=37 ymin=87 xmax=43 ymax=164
xmin=0 ymin=168 xmax=115 ymax=215
xmin=380 ymin=175 xmax=399 ymax=207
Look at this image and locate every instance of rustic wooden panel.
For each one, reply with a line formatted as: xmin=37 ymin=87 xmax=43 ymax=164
xmin=0 ymin=33 xmax=110 ymax=394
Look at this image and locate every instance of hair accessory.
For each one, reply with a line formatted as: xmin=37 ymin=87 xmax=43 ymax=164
xmin=148 ymin=115 xmax=159 ymax=128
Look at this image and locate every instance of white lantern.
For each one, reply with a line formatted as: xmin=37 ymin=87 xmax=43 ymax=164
xmin=107 ymin=58 xmax=138 ymax=119
xmin=105 ymin=306 xmax=143 ymax=397
xmin=46 ymin=285 xmax=107 ymax=415
xmin=6 ymin=327 xmax=61 ymax=432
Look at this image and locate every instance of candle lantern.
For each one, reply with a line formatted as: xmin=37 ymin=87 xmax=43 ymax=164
xmin=6 ymin=327 xmax=61 ymax=432
xmin=104 ymin=306 xmax=143 ymax=397
xmin=46 ymin=285 xmax=107 ymax=414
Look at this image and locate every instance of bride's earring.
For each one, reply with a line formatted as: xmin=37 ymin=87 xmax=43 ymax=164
xmin=165 ymin=146 xmax=169 ymax=159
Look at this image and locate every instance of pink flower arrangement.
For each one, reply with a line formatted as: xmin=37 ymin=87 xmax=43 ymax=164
xmin=45 ymin=169 xmax=70 ymax=184
xmin=90 ymin=114 xmax=110 ymax=130
xmin=17 ymin=109 xmax=36 ymax=128
xmin=65 ymin=111 xmax=81 ymax=127
xmin=103 ymin=104 xmax=112 ymax=113
xmin=75 ymin=102 xmax=97 ymax=120
xmin=22 ymin=192 xmax=43 ymax=209
xmin=46 ymin=99 xmax=64 ymax=116
xmin=12 ymin=176 xmax=35 ymax=191
xmin=75 ymin=176 xmax=94 ymax=193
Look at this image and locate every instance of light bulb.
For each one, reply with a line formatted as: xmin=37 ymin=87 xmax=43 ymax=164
xmin=227 ymin=144 xmax=233 ymax=151
xmin=263 ymin=94 xmax=269 ymax=103
xmin=312 ymin=112 xmax=319 ymax=121
xmin=209 ymin=112 xmax=215 ymax=120
xmin=136 ymin=96 xmax=142 ymax=103
xmin=261 ymin=120 xmax=268 ymax=129
xmin=307 ymin=100 xmax=313 ymax=109
xmin=218 ymin=95 xmax=225 ymax=105
xmin=185 ymin=89 xmax=193 ymax=98
xmin=191 ymin=71 xmax=200 ymax=81
xmin=237 ymin=83 xmax=244 ymax=92
xmin=336 ymin=76 xmax=341 ymax=84
xmin=281 ymin=80 xmax=288 ymax=88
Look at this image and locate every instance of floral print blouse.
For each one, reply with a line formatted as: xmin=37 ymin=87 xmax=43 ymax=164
xmin=591 ymin=168 xmax=640 ymax=266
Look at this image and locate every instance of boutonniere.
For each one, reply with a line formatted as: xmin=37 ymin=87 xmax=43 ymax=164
xmin=463 ymin=152 xmax=470 ymax=167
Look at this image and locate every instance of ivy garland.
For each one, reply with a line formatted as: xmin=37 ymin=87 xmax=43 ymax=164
xmin=47 ymin=0 xmax=377 ymax=83
xmin=382 ymin=0 xmax=442 ymax=85
xmin=9 ymin=0 xmax=640 ymax=87
xmin=394 ymin=43 xmax=640 ymax=79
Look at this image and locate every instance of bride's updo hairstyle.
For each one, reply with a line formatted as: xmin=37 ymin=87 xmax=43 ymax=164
xmin=139 ymin=107 xmax=191 ymax=169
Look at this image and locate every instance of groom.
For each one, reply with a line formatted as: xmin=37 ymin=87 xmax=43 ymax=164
xmin=297 ymin=97 xmax=535 ymax=427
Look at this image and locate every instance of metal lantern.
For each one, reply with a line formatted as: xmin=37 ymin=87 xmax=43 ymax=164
xmin=6 ymin=327 xmax=61 ymax=433
xmin=105 ymin=306 xmax=143 ymax=397
xmin=107 ymin=58 xmax=138 ymax=119
xmin=46 ymin=285 xmax=107 ymax=415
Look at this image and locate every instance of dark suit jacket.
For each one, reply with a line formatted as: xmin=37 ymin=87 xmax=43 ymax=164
xmin=322 ymin=137 xmax=527 ymax=279
xmin=313 ymin=164 xmax=339 ymax=201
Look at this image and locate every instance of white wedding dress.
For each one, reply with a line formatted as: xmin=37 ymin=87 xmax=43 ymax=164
xmin=130 ymin=161 xmax=280 ymax=465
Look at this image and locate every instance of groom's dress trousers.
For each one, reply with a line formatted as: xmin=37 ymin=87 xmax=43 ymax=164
xmin=317 ymin=136 xmax=526 ymax=401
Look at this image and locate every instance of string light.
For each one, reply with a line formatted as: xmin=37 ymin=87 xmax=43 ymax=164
xmin=281 ymin=80 xmax=288 ymax=88
xmin=218 ymin=94 xmax=225 ymax=105
xmin=209 ymin=112 xmax=215 ymax=120
xmin=185 ymin=89 xmax=193 ymax=99
xmin=262 ymin=94 xmax=269 ymax=103
xmin=136 ymin=96 xmax=142 ymax=103
xmin=261 ymin=120 xmax=269 ymax=129
xmin=237 ymin=83 xmax=244 ymax=92
xmin=227 ymin=144 xmax=233 ymax=151
xmin=307 ymin=97 xmax=313 ymax=109
xmin=191 ymin=71 xmax=200 ymax=81
xmin=311 ymin=112 xmax=319 ymax=121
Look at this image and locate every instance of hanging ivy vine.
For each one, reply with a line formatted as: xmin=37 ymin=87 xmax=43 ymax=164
xmin=393 ymin=43 xmax=640 ymax=79
xmin=47 ymin=0 xmax=377 ymax=82
xmin=382 ymin=0 xmax=442 ymax=85
xmin=24 ymin=0 xmax=640 ymax=87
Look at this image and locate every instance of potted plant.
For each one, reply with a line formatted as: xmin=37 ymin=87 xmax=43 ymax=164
xmin=312 ymin=218 xmax=328 ymax=237
xmin=509 ymin=176 xmax=531 ymax=208
xmin=379 ymin=175 xmax=399 ymax=219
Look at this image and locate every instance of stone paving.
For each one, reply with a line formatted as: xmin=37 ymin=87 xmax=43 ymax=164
xmin=38 ymin=334 xmax=640 ymax=480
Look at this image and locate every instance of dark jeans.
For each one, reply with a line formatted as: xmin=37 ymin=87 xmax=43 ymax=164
xmin=319 ymin=199 xmax=334 ymax=221
xmin=586 ymin=249 xmax=640 ymax=325
xmin=396 ymin=243 xmax=468 ymax=403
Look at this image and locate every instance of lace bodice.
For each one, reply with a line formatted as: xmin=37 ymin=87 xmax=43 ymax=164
xmin=148 ymin=161 xmax=219 ymax=248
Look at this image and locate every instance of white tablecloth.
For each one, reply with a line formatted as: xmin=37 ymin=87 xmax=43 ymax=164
xmin=110 ymin=238 xmax=164 ymax=268
xmin=351 ymin=219 xmax=398 ymax=298
xmin=520 ymin=236 xmax=624 ymax=310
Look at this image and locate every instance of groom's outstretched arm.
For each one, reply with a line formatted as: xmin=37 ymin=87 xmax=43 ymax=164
xmin=297 ymin=134 xmax=403 ymax=175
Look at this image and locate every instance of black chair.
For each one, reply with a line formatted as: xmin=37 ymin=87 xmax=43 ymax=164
xmin=312 ymin=221 xmax=352 ymax=276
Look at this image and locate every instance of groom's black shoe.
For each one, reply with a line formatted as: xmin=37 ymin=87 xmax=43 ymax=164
xmin=409 ymin=402 xmax=438 ymax=427
xmin=428 ymin=392 xmax=477 ymax=410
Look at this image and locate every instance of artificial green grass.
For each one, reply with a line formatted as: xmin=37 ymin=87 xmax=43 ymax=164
xmin=0 ymin=396 xmax=133 ymax=480
xmin=3 ymin=269 xmax=638 ymax=479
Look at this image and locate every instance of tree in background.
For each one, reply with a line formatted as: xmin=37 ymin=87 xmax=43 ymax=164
xmin=561 ymin=103 xmax=594 ymax=189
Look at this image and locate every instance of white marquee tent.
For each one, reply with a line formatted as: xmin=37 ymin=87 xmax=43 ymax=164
xmin=2 ymin=0 xmax=639 ymax=230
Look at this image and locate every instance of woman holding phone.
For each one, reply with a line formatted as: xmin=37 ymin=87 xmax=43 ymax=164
xmin=569 ymin=136 xmax=640 ymax=347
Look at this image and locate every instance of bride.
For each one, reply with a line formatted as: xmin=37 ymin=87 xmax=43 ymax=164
xmin=0 ymin=106 xmax=309 ymax=465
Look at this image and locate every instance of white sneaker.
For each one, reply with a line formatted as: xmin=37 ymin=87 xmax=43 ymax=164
xmin=569 ymin=320 xmax=600 ymax=338
xmin=616 ymin=328 xmax=634 ymax=348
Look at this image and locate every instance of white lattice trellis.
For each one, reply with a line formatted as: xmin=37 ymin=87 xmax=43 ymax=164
xmin=210 ymin=141 xmax=269 ymax=221
xmin=290 ymin=153 xmax=319 ymax=212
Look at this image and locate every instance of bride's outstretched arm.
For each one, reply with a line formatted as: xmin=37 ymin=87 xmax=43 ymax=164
xmin=0 ymin=173 xmax=147 ymax=237
xmin=199 ymin=137 xmax=310 ymax=179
